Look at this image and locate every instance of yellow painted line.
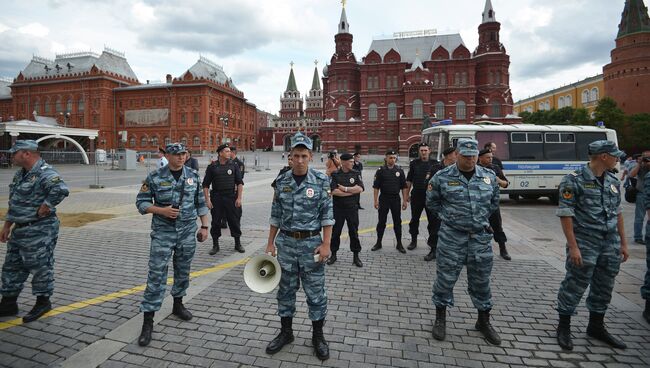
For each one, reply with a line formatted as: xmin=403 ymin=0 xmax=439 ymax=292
xmin=0 ymin=257 xmax=249 ymax=331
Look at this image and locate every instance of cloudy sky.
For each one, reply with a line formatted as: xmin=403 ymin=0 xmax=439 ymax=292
xmin=0 ymin=0 xmax=626 ymax=113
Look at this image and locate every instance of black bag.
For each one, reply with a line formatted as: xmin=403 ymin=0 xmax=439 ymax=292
xmin=625 ymin=185 xmax=637 ymax=203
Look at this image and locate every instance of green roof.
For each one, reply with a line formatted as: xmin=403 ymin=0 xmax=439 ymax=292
xmin=285 ymin=67 xmax=298 ymax=92
xmin=617 ymin=0 xmax=650 ymax=38
xmin=310 ymin=66 xmax=321 ymax=90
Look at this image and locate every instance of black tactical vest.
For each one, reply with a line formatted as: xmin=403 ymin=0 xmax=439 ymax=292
xmin=209 ymin=161 xmax=236 ymax=196
xmin=332 ymin=169 xmax=362 ymax=209
xmin=410 ymin=159 xmax=435 ymax=191
xmin=378 ymin=166 xmax=401 ymax=195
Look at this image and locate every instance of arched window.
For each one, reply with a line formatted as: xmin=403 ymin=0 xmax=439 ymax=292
xmin=193 ymin=136 xmax=200 ymax=146
xmin=78 ymin=98 xmax=84 ymax=112
xmin=44 ymin=98 xmax=51 ymax=114
xmin=151 ymin=136 xmax=159 ymax=146
xmin=55 ymin=97 xmax=63 ymax=113
xmin=387 ymin=102 xmax=397 ymax=121
xmin=440 ymin=73 xmax=446 ymax=86
xmin=545 ymin=100 xmax=551 ymax=110
xmin=456 ymin=101 xmax=466 ymax=119
xmin=491 ymin=101 xmax=501 ymax=117
xmin=129 ymin=137 xmax=136 ymax=147
xmin=461 ymin=72 xmax=467 ymax=86
xmin=454 ymin=72 xmax=460 ymax=86
xmin=164 ymin=137 xmax=171 ymax=146
xmin=566 ymin=95 xmax=572 ymax=106
xmin=558 ymin=97 xmax=565 ymax=108
xmin=66 ymin=98 xmax=73 ymax=112
xmin=581 ymin=90 xmax=590 ymax=103
xmin=338 ymin=105 xmax=346 ymax=121
xmin=590 ymin=87 xmax=599 ymax=101
xmin=180 ymin=136 xmax=188 ymax=146
xmin=435 ymin=101 xmax=445 ymax=119
xmin=33 ymin=100 xmax=40 ymax=114
xmin=141 ymin=137 xmax=148 ymax=147
xmin=412 ymin=99 xmax=423 ymax=119
xmin=368 ymin=103 xmax=378 ymax=121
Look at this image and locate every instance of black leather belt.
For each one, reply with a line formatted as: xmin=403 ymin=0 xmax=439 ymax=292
xmin=281 ymin=229 xmax=320 ymax=239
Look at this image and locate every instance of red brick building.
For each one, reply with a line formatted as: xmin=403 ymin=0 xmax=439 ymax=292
xmin=321 ymin=0 xmax=516 ymax=156
xmin=1 ymin=49 xmax=256 ymax=152
xmin=603 ymin=0 xmax=650 ymax=115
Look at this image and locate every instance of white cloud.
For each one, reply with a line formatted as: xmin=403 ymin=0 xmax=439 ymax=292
xmin=18 ymin=22 xmax=50 ymax=38
xmin=131 ymin=2 xmax=155 ymax=24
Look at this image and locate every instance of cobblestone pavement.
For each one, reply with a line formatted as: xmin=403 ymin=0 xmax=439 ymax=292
xmin=0 ymin=158 xmax=648 ymax=368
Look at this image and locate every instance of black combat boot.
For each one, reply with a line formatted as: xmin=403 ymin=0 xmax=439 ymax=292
xmin=326 ymin=252 xmax=337 ymax=265
xmin=424 ymin=247 xmax=436 ymax=262
xmin=352 ymin=252 xmax=363 ymax=267
xmin=476 ymin=309 xmax=501 ymax=345
xmin=172 ymin=297 xmax=193 ymax=321
xmin=556 ymin=314 xmax=573 ymax=351
xmin=312 ymin=319 xmax=330 ymax=360
xmin=432 ymin=306 xmax=446 ymax=341
xmin=23 ymin=296 xmax=51 ymax=323
xmin=586 ymin=312 xmax=626 ymax=349
xmin=234 ymin=237 xmax=245 ymax=253
xmin=644 ymin=300 xmax=650 ymax=324
xmin=266 ymin=317 xmax=294 ymax=354
xmin=209 ymin=239 xmax=219 ymax=255
xmin=407 ymin=238 xmax=417 ymax=250
xmin=396 ymin=240 xmax=406 ymax=254
xmin=371 ymin=240 xmax=382 ymax=251
xmin=138 ymin=311 xmax=154 ymax=346
xmin=0 ymin=296 xmax=18 ymax=317
xmin=498 ymin=242 xmax=511 ymax=261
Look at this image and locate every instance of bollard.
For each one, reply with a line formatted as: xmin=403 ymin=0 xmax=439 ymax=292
xmin=89 ymin=154 xmax=105 ymax=189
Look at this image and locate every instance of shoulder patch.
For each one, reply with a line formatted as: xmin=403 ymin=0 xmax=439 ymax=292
xmin=140 ymin=182 xmax=149 ymax=193
xmin=50 ymin=176 xmax=61 ymax=184
xmin=562 ymin=187 xmax=573 ymax=199
xmin=570 ymin=172 xmax=579 ymax=177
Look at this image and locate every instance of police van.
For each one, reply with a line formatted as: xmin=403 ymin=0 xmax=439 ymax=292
xmin=421 ymin=122 xmax=619 ymax=203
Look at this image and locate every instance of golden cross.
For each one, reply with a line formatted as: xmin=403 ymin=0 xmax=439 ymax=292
xmin=341 ymin=0 xmax=346 ymax=8
xmin=314 ymin=59 xmax=318 ymax=66
xmin=290 ymin=61 xmax=294 ymax=68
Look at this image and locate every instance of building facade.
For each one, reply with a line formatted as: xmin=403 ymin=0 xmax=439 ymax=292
xmin=1 ymin=50 xmax=256 ymax=152
xmin=272 ymin=63 xmax=323 ymax=152
xmin=603 ymin=0 xmax=650 ymax=115
xmin=320 ymin=0 xmax=517 ymax=156
xmin=513 ymin=75 xmax=604 ymax=116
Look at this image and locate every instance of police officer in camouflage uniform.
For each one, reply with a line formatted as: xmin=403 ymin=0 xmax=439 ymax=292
xmin=555 ymin=140 xmax=629 ymax=351
xmin=135 ymin=143 xmax=210 ymax=346
xmin=371 ymin=150 xmax=408 ymax=253
xmin=642 ymin=167 xmax=650 ymax=323
xmin=203 ymin=144 xmax=244 ymax=254
xmin=329 ymin=153 xmax=364 ymax=267
xmin=265 ymin=132 xmax=334 ymax=360
xmin=407 ymin=143 xmax=437 ymax=252
xmin=0 ymin=140 xmax=69 ymax=323
xmin=426 ymin=139 xmax=501 ymax=345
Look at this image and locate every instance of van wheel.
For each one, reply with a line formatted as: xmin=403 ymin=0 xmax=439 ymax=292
xmin=508 ymin=194 xmax=519 ymax=201
xmin=549 ymin=194 xmax=559 ymax=205
xmin=522 ymin=194 xmax=541 ymax=200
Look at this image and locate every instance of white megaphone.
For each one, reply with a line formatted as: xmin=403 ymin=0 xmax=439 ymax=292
xmin=244 ymin=254 xmax=282 ymax=294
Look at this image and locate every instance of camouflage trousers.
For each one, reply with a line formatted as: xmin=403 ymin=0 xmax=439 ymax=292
xmin=276 ymin=232 xmax=327 ymax=321
xmin=432 ymin=224 xmax=494 ymax=311
xmin=1 ymin=218 xmax=59 ymax=297
xmin=141 ymin=222 xmax=197 ymax=312
xmin=557 ymin=232 xmax=621 ymax=315
xmin=641 ymin=221 xmax=650 ymax=300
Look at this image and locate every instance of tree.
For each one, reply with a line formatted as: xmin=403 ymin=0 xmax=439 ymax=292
xmin=593 ymin=97 xmax=625 ymax=126
xmin=571 ymin=108 xmax=590 ymax=125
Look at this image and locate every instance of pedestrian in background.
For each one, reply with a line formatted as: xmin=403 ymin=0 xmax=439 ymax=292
xmin=555 ymin=140 xmax=628 ymax=351
xmin=184 ymin=151 xmax=199 ymax=171
xmin=135 ymin=143 xmax=209 ymax=346
xmin=157 ymin=147 xmax=168 ymax=169
xmin=0 ymin=140 xmax=69 ymax=323
xmin=630 ymin=151 xmax=650 ymax=244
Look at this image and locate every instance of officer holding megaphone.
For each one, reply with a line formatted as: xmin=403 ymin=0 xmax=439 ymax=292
xmin=264 ymin=132 xmax=334 ymax=361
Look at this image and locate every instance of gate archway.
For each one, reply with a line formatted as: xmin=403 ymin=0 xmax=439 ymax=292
xmin=36 ymin=135 xmax=90 ymax=164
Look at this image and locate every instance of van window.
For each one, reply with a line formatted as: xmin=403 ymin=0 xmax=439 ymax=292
xmin=509 ymin=132 xmax=544 ymax=160
xmin=476 ymin=131 xmax=509 ymax=160
xmin=576 ymin=132 xmax=607 ymax=160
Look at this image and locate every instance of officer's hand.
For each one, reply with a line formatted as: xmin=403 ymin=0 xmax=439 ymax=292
xmin=315 ymin=244 xmax=331 ymax=263
xmin=266 ymin=242 xmax=276 ymax=257
xmin=160 ymin=205 xmax=180 ymax=219
xmin=196 ymin=228 xmax=208 ymax=242
xmin=37 ymin=203 xmax=51 ymax=217
xmin=206 ymin=201 xmax=213 ymax=210
xmin=568 ymin=247 xmax=582 ymax=267
xmin=0 ymin=227 xmax=10 ymax=243
xmin=621 ymin=245 xmax=629 ymax=263
xmin=374 ymin=201 xmax=379 ymax=209
xmin=402 ymin=200 xmax=408 ymax=210
xmin=235 ymin=198 xmax=242 ymax=208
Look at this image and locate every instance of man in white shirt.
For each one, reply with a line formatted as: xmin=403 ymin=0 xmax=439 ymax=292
xmin=158 ymin=147 xmax=168 ymax=169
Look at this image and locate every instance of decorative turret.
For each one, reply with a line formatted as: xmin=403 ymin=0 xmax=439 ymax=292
xmin=279 ymin=62 xmax=303 ymax=119
xmin=305 ymin=60 xmax=323 ymax=119
xmin=482 ymin=0 xmax=496 ymax=24
xmin=335 ymin=2 xmax=354 ymax=57
xmin=475 ymin=0 xmax=504 ymax=56
xmin=617 ymin=0 xmax=650 ymax=39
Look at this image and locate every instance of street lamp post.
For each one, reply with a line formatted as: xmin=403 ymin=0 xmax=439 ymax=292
xmin=220 ymin=115 xmax=229 ymax=144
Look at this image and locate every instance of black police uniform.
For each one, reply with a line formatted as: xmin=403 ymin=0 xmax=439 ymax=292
xmin=423 ymin=161 xmax=449 ymax=258
xmin=271 ymin=166 xmax=292 ymax=188
xmin=202 ymin=159 xmax=243 ymax=248
xmin=483 ymin=163 xmax=509 ymax=258
xmin=407 ymin=157 xmax=437 ymax=248
xmin=373 ymin=164 xmax=407 ymax=247
xmin=233 ymin=156 xmax=245 ymax=179
xmin=330 ymin=168 xmax=364 ymax=260
xmin=353 ymin=161 xmax=363 ymax=177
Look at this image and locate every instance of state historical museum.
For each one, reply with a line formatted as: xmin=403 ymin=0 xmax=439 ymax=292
xmin=320 ymin=0 xmax=516 ymax=155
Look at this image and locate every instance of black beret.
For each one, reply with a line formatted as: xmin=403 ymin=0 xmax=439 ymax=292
xmin=216 ymin=143 xmax=230 ymax=153
xmin=478 ymin=148 xmax=492 ymax=157
xmin=230 ymin=146 xmax=237 ymax=151
xmin=353 ymin=152 xmax=360 ymax=156
xmin=418 ymin=142 xmax=429 ymax=147
xmin=340 ymin=153 xmax=354 ymax=160
xmin=386 ymin=150 xmax=397 ymax=156
xmin=442 ymin=146 xmax=456 ymax=155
